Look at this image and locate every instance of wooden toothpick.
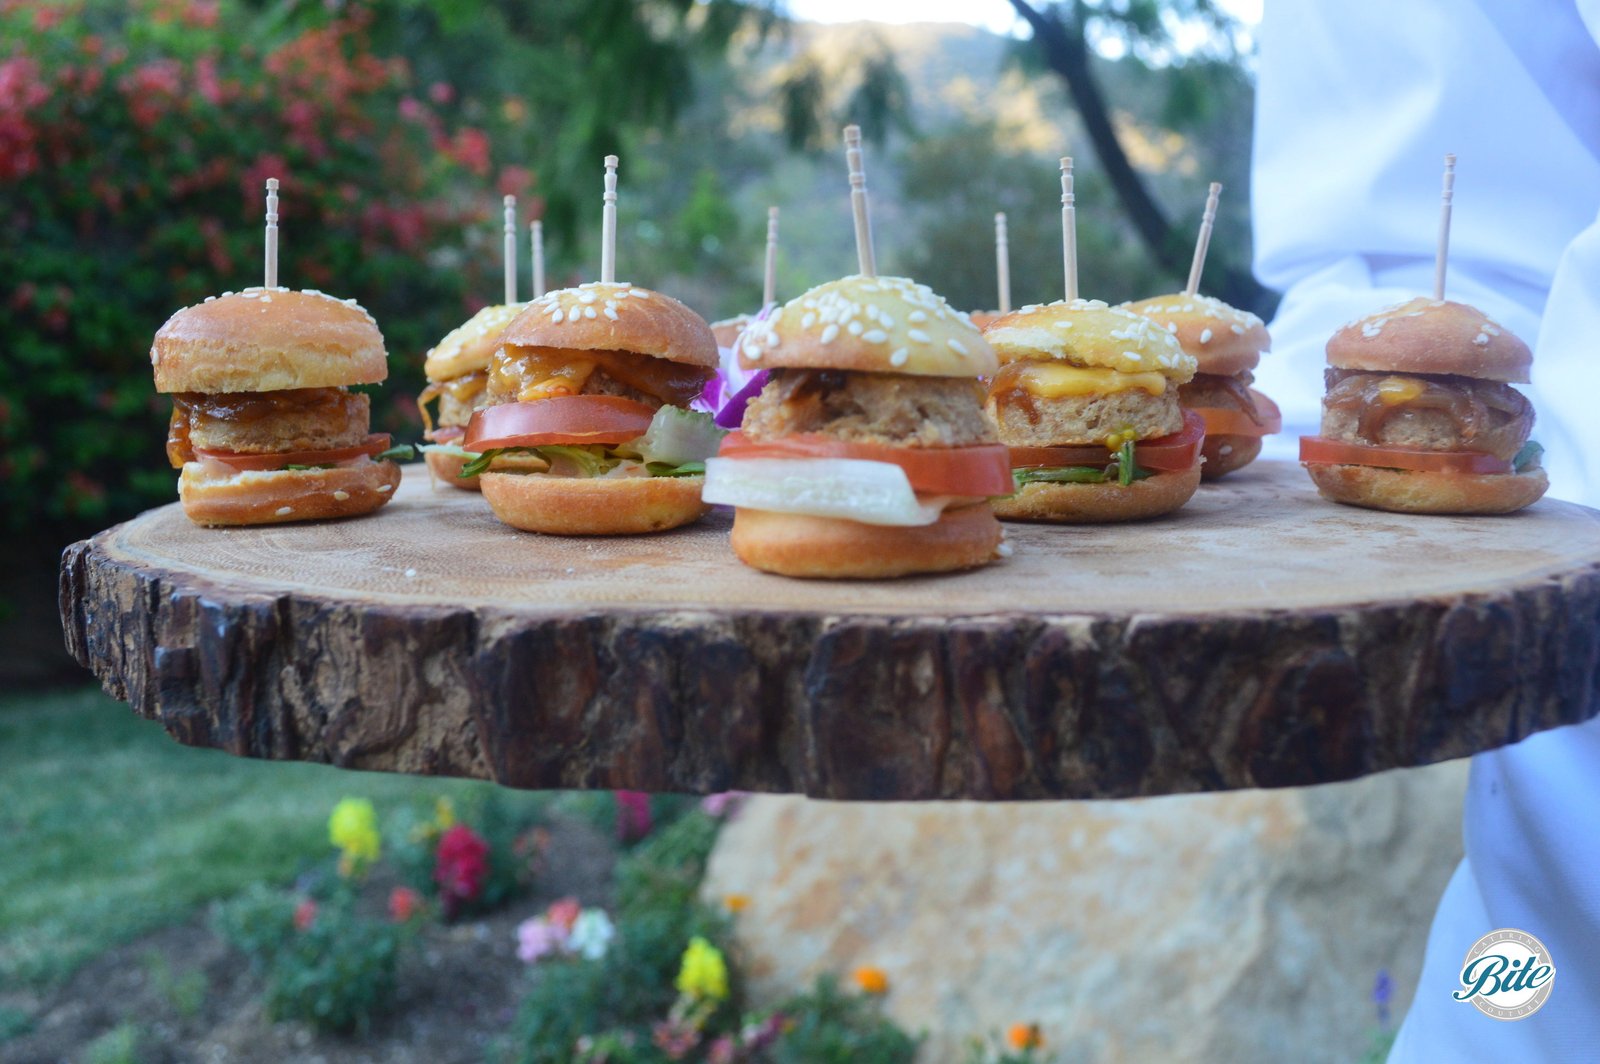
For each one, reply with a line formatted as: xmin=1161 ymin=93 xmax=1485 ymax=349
xmin=995 ymin=211 xmax=1011 ymax=315
xmin=844 ymin=125 xmax=877 ymax=277
xmin=264 ymin=178 xmax=279 ymax=289
xmin=1060 ymin=157 xmax=1077 ymax=302
xmin=763 ymin=206 xmax=780 ymax=311
xmin=1185 ymin=182 xmax=1222 ymax=297
xmin=1435 ymin=153 xmax=1456 ymax=300
xmin=530 ymin=220 xmax=545 ymax=300
xmin=502 ymin=195 xmax=517 ymax=306
xmin=601 ymin=155 xmax=619 ymax=285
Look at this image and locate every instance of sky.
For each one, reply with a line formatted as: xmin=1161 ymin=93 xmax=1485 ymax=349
xmin=785 ymin=0 xmax=1264 ymax=37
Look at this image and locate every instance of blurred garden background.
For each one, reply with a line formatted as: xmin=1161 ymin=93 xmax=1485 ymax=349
xmin=2 ymin=2 xmax=1458 ymax=1062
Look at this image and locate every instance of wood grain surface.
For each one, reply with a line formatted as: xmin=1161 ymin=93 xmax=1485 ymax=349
xmin=60 ymin=461 xmax=1600 ymax=800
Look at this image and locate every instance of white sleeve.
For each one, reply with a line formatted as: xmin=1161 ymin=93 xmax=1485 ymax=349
xmin=1248 ymin=0 xmax=1600 ymax=502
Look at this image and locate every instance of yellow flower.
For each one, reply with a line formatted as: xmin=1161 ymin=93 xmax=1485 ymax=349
xmin=328 ymin=797 xmax=380 ymax=875
xmin=1007 ymin=1023 xmax=1044 ymax=1050
xmin=675 ymin=936 xmax=729 ymax=1001
xmin=723 ymin=894 xmax=750 ymax=913
xmin=853 ymin=966 xmax=889 ymax=995
xmin=434 ymin=796 xmax=456 ymax=831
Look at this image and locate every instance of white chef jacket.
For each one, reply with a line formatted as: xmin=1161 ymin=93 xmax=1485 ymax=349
xmin=1251 ymin=0 xmax=1600 ymax=1057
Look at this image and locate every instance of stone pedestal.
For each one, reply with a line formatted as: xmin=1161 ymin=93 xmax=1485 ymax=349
xmin=703 ymin=762 xmax=1468 ymax=1062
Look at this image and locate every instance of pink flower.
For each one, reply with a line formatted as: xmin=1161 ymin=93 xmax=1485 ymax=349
xmin=700 ymin=792 xmax=749 ymax=818
xmin=615 ymin=791 xmax=652 ymax=842
xmin=428 ymin=80 xmax=453 ymax=104
xmin=388 ymin=886 xmax=423 ymax=923
xmin=434 ymin=824 xmax=490 ymax=913
xmin=293 ymin=898 xmax=317 ymax=931
xmin=546 ymin=896 xmax=581 ymax=933
xmin=515 ymin=916 xmax=565 ymax=963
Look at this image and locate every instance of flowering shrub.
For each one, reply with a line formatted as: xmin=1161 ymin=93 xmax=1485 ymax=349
xmin=392 ymin=792 xmax=545 ymax=918
xmin=962 ymin=1024 xmax=1052 ymax=1064
xmin=328 ymin=796 xmax=381 ymax=876
xmin=0 ymin=0 xmax=495 ymax=534
xmin=518 ymin=898 xmax=616 ymax=963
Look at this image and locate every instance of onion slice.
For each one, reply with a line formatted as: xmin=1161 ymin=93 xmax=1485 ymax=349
xmin=702 ymin=456 xmax=954 ymax=526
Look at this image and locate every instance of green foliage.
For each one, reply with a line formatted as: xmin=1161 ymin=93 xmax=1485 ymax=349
xmin=83 ymin=1023 xmax=144 ymax=1064
xmin=142 ymin=952 xmax=207 ymax=1018
xmin=214 ymin=884 xmax=410 ymax=1034
xmin=387 ymin=788 xmax=547 ymax=918
xmin=766 ymin=974 xmax=920 ymax=1064
xmin=0 ymin=1006 xmax=33 ymax=1044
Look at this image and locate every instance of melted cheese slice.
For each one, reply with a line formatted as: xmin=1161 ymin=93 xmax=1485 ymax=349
xmin=1010 ymin=362 xmax=1168 ymax=398
xmin=1376 ymin=376 xmax=1425 ymax=405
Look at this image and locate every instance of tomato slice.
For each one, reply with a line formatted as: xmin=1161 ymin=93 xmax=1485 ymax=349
xmin=1299 ymin=437 xmax=1513 ymax=475
xmin=1008 ymin=409 xmax=1206 ymax=473
xmin=717 ymin=433 xmax=1015 ymax=497
xmin=193 ymin=433 xmax=393 ymax=470
xmin=1191 ymin=390 xmax=1282 ymax=438
xmin=464 ymin=396 xmax=657 ymax=451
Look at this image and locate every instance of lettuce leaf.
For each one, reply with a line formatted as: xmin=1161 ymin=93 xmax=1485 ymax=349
xmin=1513 ymin=440 xmax=1544 ymax=473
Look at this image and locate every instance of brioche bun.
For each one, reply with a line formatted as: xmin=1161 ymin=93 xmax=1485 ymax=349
xmin=479 ymin=472 xmax=710 ymax=534
xmin=737 ymin=275 xmax=997 ymax=378
xmin=967 ymin=311 xmax=1002 ymax=331
xmin=984 ymin=299 xmax=1197 ymax=382
xmin=710 ymin=314 xmax=752 ymax=349
xmin=425 ymin=449 xmax=480 ymax=491
xmin=153 ymin=288 xmax=387 ymax=394
xmin=1122 ymin=293 xmax=1269 ymax=377
xmin=177 ymin=458 xmax=400 ymax=526
xmin=502 ymin=282 xmax=717 ymax=369
xmin=1327 ymin=297 xmax=1530 ymax=383
xmin=424 ymin=303 xmax=525 ymax=382
xmin=1304 ymin=462 xmax=1548 ymax=515
xmin=1200 ymin=434 xmax=1262 ymax=480
xmin=992 ymin=464 xmax=1202 ymax=523
xmin=729 ymin=502 xmax=1001 ymax=579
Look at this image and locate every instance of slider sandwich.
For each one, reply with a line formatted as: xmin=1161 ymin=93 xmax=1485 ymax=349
xmin=983 ymin=299 xmax=1205 ymax=522
xmin=417 ymin=303 xmax=524 ymax=489
xmin=154 ymin=287 xmax=404 ymax=526
xmin=1123 ymin=293 xmax=1278 ymax=479
xmin=1300 ymin=297 xmax=1546 ymax=514
xmin=703 ymin=274 xmax=1012 ymax=578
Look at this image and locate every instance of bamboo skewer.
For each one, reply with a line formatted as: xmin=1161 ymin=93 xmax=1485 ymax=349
xmin=995 ymin=211 xmax=1011 ymax=315
xmin=1185 ymin=182 xmax=1222 ymax=296
xmin=1434 ymin=154 xmax=1456 ymax=300
xmin=763 ymin=206 xmax=780 ymax=310
xmin=601 ymin=155 xmax=619 ymax=284
xmin=264 ymin=178 xmax=279 ymax=289
xmin=502 ymin=195 xmax=517 ymax=306
xmin=844 ymin=125 xmax=877 ymax=277
xmin=1060 ymin=158 xmax=1077 ymax=302
xmin=530 ymin=220 xmax=545 ymax=300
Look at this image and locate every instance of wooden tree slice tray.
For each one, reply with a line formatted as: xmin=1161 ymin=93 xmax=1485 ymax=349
xmin=60 ymin=460 xmax=1600 ymax=801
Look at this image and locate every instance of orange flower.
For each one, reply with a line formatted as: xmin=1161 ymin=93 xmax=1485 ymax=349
xmin=1007 ymin=1023 xmax=1044 ymax=1051
xmin=853 ymin=966 xmax=889 ymax=995
xmin=724 ymin=894 xmax=750 ymax=913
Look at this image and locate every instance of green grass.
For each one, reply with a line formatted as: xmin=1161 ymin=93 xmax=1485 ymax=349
xmin=0 ymin=686 xmax=547 ymax=987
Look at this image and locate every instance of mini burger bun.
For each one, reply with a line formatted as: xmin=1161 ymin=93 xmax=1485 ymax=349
xmin=502 ymin=282 xmax=718 ymax=369
xmin=1201 ymin=434 xmax=1263 ymax=480
xmin=1304 ymin=463 xmax=1548 ymax=515
xmin=992 ymin=464 xmax=1202 ymax=524
xmin=729 ymin=503 xmax=1002 ymax=579
xmin=479 ymin=473 xmax=710 ymax=534
xmin=984 ymin=299 xmax=1197 ymax=382
xmin=1327 ymin=297 xmax=1531 ymax=383
xmin=424 ymin=303 xmax=526 ymax=382
xmin=177 ymin=459 xmax=400 ymax=526
xmin=153 ymin=288 xmax=387 ymax=394
xmin=738 ymin=275 xmax=997 ymax=378
xmin=424 ymin=449 xmax=480 ymax=491
xmin=710 ymin=314 xmax=752 ymax=349
xmin=1122 ymin=293 xmax=1269 ymax=377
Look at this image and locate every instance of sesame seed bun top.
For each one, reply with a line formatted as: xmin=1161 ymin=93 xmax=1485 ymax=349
xmin=982 ymin=299 xmax=1197 ymax=382
xmin=499 ymin=282 xmax=718 ymax=369
xmin=424 ymin=303 xmax=526 ymax=382
xmin=1326 ymin=297 xmax=1531 ymax=383
xmin=151 ymin=287 xmax=387 ymax=394
xmin=736 ymin=275 xmax=997 ymax=378
xmin=1122 ymin=293 xmax=1269 ymax=377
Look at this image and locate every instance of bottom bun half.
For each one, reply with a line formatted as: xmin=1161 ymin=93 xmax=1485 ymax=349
xmin=1200 ymin=434 xmax=1262 ymax=480
xmin=729 ymin=502 xmax=1002 ymax=579
xmin=1304 ymin=463 xmax=1549 ymax=515
xmin=178 ymin=459 xmax=401 ymax=526
xmin=425 ymin=449 xmax=481 ymax=491
xmin=479 ymin=472 xmax=710 ymax=535
xmin=992 ymin=464 xmax=1202 ymax=524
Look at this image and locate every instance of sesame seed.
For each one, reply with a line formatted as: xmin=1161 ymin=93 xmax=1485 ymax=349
xmin=584 ymin=306 xmax=596 ymax=319
xmin=275 ymin=506 xmax=292 ymax=516
xmin=332 ymin=490 xmax=350 ymax=501
xmin=1053 ymin=320 xmax=1074 ymax=329
xmin=820 ymin=323 xmax=839 ymax=344
xmin=1473 ymin=333 xmax=1490 ymax=345
xmin=847 ymin=320 xmax=863 ymax=335
xmin=908 ymin=310 xmax=927 ymax=323
xmin=1231 ymin=323 xmax=1245 ymax=335
xmin=801 ymin=313 xmax=816 ymax=328
xmin=889 ymin=348 xmax=909 ymax=366
xmin=552 ymin=309 xmax=564 ymax=324
xmin=948 ymin=338 xmax=967 ymax=354
xmin=604 ymin=306 xmax=619 ymax=321
xmin=377 ymin=484 xmax=393 ymax=493
xmin=862 ymin=329 xmax=888 ymax=344
xmin=578 ymin=292 xmax=597 ymax=303
xmin=908 ymin=328 xmax=931 ymax=344
xmin=1199 ymin=328 xmax=1213 ymax=344
xmin=1166 ymin=322 xmax=1177 ymax=333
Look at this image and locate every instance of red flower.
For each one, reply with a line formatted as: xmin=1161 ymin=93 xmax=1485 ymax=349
xmin=434 ymin=824 xmax=490 ymax=913
xmin=615 ymin=791 xmax=652 ymax=842
xmin=546 ymin=896 xmax=581 ymax=933
xmin=388 ymin=886 xmax=424 ymax=923
xmin=293 ymin=898 xmax=317 ymax=931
